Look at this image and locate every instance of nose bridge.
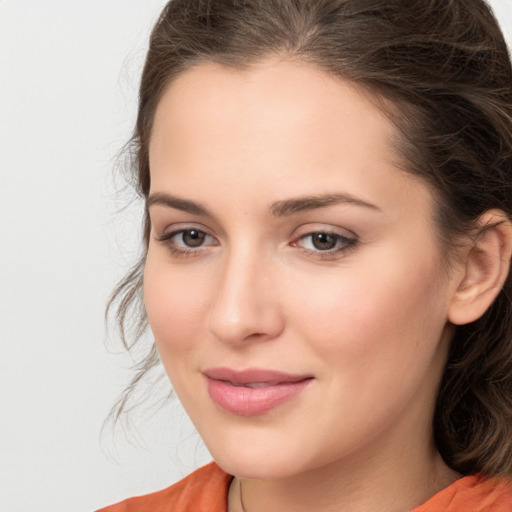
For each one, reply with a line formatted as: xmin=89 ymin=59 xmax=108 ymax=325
xmin=207 ymin=242 xmax=283 ymax=345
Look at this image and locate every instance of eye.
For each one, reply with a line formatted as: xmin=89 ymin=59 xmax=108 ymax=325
xmin=176 ymin=229 xmax=208 ymax=248
xmin=156 ymin=227 xmax=217 ymax=255
xmin=293 ymin=230 xmax=357 ymax=257
xmin=304 ymin=232 xmax=341 ymax=251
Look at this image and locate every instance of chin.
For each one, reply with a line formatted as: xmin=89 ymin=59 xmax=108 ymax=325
xmin=204 ymin=432 xmax=322 ymax=480
xmin=214 ymin=454 xmax=303 ymax=480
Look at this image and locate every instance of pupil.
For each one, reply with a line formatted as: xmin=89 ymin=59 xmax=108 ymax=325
xmin=312 ymin=233 xmax=336 ymax=250
xmin=183 ymin=230 xmax=205 ymax=247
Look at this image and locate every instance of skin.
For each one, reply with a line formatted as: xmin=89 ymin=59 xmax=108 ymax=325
xmin=144 ymin=59 xmax=465 ymax=511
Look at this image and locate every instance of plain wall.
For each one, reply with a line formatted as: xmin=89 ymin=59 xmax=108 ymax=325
xmin=0 ymin=1 xmax=511 ymax=511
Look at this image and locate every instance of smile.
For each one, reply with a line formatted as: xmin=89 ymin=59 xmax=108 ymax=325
xmin=203 ymin=368 xmax=314 ymax=416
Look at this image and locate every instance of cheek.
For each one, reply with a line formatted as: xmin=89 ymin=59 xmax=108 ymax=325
xmin=282 ymin=250 xmax=450 ymax=447
xmin=286 ymin=246 xmax=448 ymax=374
xmin=143 ymin=252 xmax=210 ymax=361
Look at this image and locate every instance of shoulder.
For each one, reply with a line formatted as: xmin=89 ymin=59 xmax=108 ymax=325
xmin=96 ymin=462 xmax=232 ymax=512
xmin=412 ymin=474 xmax=512 ymax=512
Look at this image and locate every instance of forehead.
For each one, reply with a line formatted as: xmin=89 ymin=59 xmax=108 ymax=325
xmin=149 ymin=58 xmax=399 ymax=168
xmin=148 ymin=59 xmax=430 ymax=219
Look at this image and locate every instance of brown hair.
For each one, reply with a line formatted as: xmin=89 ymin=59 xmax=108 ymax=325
xmin=108 ymin=0 xmax=512 ymax=476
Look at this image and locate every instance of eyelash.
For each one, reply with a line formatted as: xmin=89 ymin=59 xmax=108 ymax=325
xmin=155 ymin=228 xmax=358 ymax=260
xmin=156 ymin=228 xmax=217 ymax=258
xmin=292 ymin=231 xmax=358 ymax=259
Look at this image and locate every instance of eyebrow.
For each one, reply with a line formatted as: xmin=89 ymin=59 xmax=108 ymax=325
xmin=269 ymin=194 xmax=380 ymax=216
xmin=146 ymin=192 xmax=212 ymax=216
xmin=146 ymin=192 xmax=379 ymax=217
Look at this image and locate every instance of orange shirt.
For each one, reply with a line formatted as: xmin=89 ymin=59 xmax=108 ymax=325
xmin=97 ymin=462 xmax=512 ymax=512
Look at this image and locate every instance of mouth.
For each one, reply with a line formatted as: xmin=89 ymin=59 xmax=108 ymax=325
xmin=203 ymin=367 xmax=314 ymax=416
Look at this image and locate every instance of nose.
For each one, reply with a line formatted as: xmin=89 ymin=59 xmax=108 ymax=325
xmin=207 ymin=248 xmax=285 ymax=346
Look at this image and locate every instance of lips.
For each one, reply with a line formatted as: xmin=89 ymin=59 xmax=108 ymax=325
xmin=203 ymin=367 xmax=313 ymax=416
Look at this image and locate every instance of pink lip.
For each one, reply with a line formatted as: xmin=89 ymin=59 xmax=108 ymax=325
xmin=203 ymin=367 xmax=313 ymax=416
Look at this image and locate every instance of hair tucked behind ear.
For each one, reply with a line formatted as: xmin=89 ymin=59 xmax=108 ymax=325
xmin=107 ymin=0 xmax=512 ymax=476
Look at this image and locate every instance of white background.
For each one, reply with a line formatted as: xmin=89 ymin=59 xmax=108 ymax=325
xmin=0 ymin=1 xmax=511 ymax=511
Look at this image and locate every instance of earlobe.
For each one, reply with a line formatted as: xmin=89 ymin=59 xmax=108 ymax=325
xmin=448 ymin=209 xmax=512 ymax=326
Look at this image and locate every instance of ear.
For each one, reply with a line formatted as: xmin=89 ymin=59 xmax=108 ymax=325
xmin=448 ymin=209 xmax=512 ymax=326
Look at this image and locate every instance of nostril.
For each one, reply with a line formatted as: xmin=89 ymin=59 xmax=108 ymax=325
xmin=246 ymin=332 xmax=265 ymax=340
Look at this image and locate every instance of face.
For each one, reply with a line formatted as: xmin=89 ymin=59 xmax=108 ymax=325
xmin=145 ymin=59 xmax=458 ymax=480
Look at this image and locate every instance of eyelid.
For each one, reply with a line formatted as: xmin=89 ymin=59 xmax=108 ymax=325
xmin=291 ymin=223 xmax=357 ymax=240
xmin=292 ymin=231 xmax=356 ymax=248
xmin=155 ymin=222 xmax=215 ymax=239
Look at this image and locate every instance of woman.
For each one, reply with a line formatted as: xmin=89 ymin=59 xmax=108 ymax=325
xmin=99 ymin=0 xmax=512 ymax=510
